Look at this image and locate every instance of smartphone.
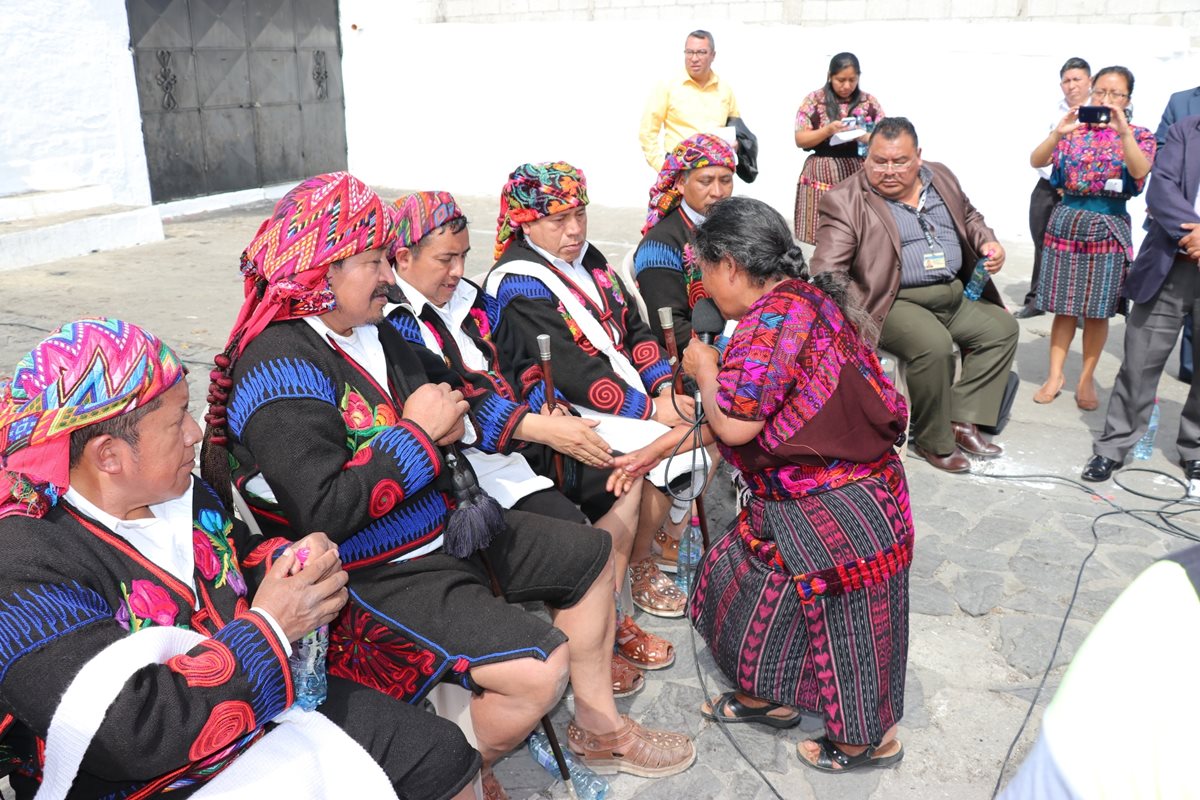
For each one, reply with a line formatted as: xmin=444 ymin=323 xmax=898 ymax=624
xmin=1078 ymin=106 xmax=1111 ymax=125
xmin=840 ymin=117 xmax=858 ymax=129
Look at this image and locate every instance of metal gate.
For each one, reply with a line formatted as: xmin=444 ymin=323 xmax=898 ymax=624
xmin=126 ymin=0 xmax=347 ymax=202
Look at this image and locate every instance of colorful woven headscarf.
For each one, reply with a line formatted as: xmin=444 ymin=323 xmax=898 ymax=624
xmin=494 ymin=162 xmax=588 ymax=260
xmin=226 ymin=172 xmax=396 ymax=356
xmin=642 ymin=133 xmax=736 ymax=234
xmin=0 ymin=319 xmax=184 ymax=519
xmin=388 ymin=191 xmax=466 ymax=261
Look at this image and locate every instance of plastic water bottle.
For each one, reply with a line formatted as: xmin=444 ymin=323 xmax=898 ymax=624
xmin=528 ymin=732 xmax=609 ymax=800
xmin=290 ymin=625 xmax=329 ymax=710
xmin=1132 ymin=399 xmax=1160 ymax=460
xmin=857 ymin=120 xmax=875 ymax=158
xmin=674 ymin=516 xmax=703 ymax=594
xmin=288 ymin=546 xmax=328 ymax=710
xmin=963 ymin=257 xmax=990 ymax=301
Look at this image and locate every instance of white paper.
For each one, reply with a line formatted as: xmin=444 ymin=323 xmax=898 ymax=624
xmin=575 ymin=408 xmax=709 ymax=487
xmin=830 ymin=127 xmax=869 ymax=146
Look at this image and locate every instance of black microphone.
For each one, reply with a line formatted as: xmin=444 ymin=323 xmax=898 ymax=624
xmin=692 ymin=297 xmax=726 ymax=345
xmin=688 ymin=298 xmax=726 ymax=421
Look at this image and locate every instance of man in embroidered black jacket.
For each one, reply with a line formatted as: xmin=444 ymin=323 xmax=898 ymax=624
xmin=203 ymin=174 xmax=695 ymax=794
xmin=634 ymin=132 xmax=736 ymax=348
xmin=0 ymin=318 xmax=479 ymax=800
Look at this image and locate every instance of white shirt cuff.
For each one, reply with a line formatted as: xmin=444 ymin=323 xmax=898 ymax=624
xmin=248 ymin=607 xmax=293 ymax=657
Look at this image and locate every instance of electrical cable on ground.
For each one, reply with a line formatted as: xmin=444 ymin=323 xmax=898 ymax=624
xmin=674 ymin=454 xmax=1199 ymax=799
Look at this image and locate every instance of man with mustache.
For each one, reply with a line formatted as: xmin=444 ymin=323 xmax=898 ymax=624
xmin=811 ymin=117 xmax=1017 ymax=474
xmin=202 ymin=173 xmax=694 ymax=800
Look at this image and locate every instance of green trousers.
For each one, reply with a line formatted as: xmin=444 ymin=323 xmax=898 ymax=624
xmin=880 ymin=280 xmax=1018 ymax=454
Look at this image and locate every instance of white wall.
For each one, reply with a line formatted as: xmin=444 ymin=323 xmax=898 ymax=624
xmin=340 ymin=10 xmax=1196 ymax=244
xmin=0 ymin=0 xmax=152 ymax=206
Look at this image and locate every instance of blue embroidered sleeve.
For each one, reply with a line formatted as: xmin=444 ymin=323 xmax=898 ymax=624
xmin=227 ymin=358 xmax=337 ymax=437
xmin=634 ymin=240 xmax=685 ymax=275
xmin=211 ymin=613 xmax=293 ymax=720
xmin=0 ymin=582 xmax=110 ymax=683
xmin=470 ymin=393 xmax=527 ymax=454
xmin=366 ymin=422 xmax=443 ymax=498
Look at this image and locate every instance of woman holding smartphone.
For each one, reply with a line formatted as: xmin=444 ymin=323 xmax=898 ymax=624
xmin=1029 ymin=65 xmax=1156 ymax=410
xmin=792 ymin=52 xmax=885 ymax=244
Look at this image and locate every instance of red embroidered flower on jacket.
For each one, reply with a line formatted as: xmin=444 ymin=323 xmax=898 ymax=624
xmin=125 ymin=579 xmax=179 ymax=628
xmin=193 ymin=531 xmax=222 ymax=581
xmin=341 ymin=390 xmax=374 ymax=431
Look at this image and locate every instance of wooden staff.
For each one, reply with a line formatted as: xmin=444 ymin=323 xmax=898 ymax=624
xmin=537 ymin=334 xmax=566 ymax=489
xmin=656 ymin=308 xmax=710 ymax=550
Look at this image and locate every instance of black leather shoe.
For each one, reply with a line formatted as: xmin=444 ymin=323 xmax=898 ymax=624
xmin=951 ymin=421 xmax=1003 ymax=457
xmin=910 ymin=443 xmax=971 ymax=473
xmin=1183 ymin=460 xmax=1200 ymax=481
xmin=1081 ymin=454 xmax=1121 ymax=482
xmin=1013 ymin=305 xmax=1045 ymax=319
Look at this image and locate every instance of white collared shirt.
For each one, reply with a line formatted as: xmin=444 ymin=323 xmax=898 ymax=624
xmin=681 ymin=201 xmax=706 ymax=227
xmin=304 ymin=316 xmax=389 ymax=391
xmin=526 ymin=240 xmax=601 ymax=305
xmin=63 ymin=484 xmax=289 ymax=649
xmin=393 ymin=275 xmax=488 ymax=373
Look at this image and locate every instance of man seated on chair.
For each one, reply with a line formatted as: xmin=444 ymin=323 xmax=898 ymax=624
xmin=0 ymin=318 xmax=480 ymax=800
xmin=201 ymin=173 xmax=695 ymax=799
xmin=487 ymin=161 xmax=709 ymax=623
xmin=634 ymin=133 xmax=736 ymax=348
xmin=810 ymin=116 xmax=1018 ymax=475
xmin=386 ymin=189 xmax=677 ymax=698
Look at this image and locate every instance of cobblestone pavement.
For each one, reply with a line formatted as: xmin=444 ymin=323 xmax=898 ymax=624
xmin=3 ymin=191 xmax=1197 ymax=799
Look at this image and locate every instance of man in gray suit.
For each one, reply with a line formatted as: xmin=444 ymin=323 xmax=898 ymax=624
xmin=1083 ymin=115 xmax=1200 ymax=482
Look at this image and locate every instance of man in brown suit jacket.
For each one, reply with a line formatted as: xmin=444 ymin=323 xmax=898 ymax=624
xmin=810 ymin=117 xmax=1018 ymax=473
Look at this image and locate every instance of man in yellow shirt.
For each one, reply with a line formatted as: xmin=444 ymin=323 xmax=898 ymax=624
xmin=638 ymin=30 xmax=740 ymax=169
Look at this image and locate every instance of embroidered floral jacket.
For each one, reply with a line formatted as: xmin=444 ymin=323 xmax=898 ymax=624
xmin=489 ymin=240 xmax=673 ymax=420
xmin=226 ymin=319 xmax=461 ymax=568
xmin=0 ymin=478 xmax=293 ymax=799
xmin=633 ymin=206 xmax=706 ymax=347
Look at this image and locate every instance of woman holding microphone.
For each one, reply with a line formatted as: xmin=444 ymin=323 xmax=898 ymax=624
xmin=613 ymin=197 xmax=914 ymax=772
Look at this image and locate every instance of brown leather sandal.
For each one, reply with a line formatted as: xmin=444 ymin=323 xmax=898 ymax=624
xmin=611 ymin=653 xmax=645 ymax=697
xmin=567 ymin=715 xmax=696 ymax=778
xmin=615 ymin=614 xmax=675 ymax=670
xmin=629 ymin=556 xmax=686 ymax=618
xmin=481 ymin=772 xmax=509 ymax=800
xmin=652 ymin=528 xmax=680 ymax=573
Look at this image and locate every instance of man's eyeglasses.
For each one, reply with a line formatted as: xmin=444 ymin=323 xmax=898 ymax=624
xmin=1091 ymin=89 xmax=1129 ymax=101
xmin=684 ymin=49 xmax=710 ymax=57
xmin=869 ymin=161 xmax=915 ymax=174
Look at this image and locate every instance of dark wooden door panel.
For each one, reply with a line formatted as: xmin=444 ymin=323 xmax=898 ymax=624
xmin=128 ymin=0 xmax=347 ymax=202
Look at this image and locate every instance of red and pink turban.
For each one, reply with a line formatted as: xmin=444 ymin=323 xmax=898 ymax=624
xmin=226 ymin=172 xmax=396 ymax=356
xmin=643 ymin=133 xmax=736 ymax=234
xmin=388 ymin=191 xmax=466 ymax=262
xmin=0 ymin=318 xmax=184 ymax=518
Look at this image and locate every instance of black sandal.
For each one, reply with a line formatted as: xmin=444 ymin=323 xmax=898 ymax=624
xmin=799 ymin=735 xmax=904 ymax=773
xmin=700 ymin=691 xmax=802 ymax=729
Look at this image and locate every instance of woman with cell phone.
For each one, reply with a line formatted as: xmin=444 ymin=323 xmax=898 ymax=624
xmin=792 ymin=52 xmax=885 ymax=245
xmin=1029 ymin=65 xmax=1157 ymax=410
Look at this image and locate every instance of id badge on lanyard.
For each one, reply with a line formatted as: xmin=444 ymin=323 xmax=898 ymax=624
xmin=915 ymin=192 xmax=945 ymax=271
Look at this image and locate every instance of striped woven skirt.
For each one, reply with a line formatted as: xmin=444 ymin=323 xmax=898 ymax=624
xmin=1034 ymin=204 xmax=1133 ymax=318
xmin=794 ymin=155 xmax=863 ymax=244
xmin=689 ymin=456 xmax=912 ymax=745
